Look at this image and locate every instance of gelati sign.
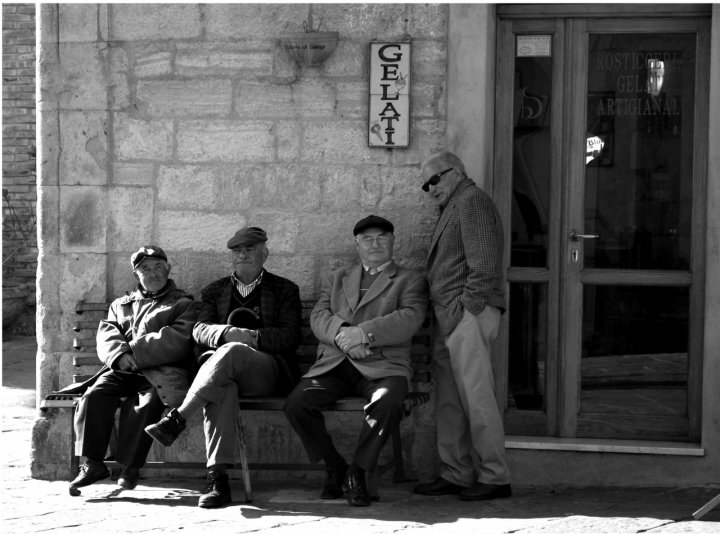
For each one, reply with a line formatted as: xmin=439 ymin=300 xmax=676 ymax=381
xmin=368 ymin=41 xmax=410 ymax=148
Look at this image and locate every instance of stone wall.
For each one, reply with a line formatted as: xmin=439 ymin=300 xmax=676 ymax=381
xmin=34 ymin=3 xmax=448 ymax=480
xmin=2 ymin=3 xmax=37 ymax=335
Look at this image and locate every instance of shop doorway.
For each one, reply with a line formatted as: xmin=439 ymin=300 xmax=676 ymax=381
xmin=493 ymin=9 xmax=710 ymax=441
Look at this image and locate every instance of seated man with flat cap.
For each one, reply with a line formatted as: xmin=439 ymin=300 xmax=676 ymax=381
xmin=69 ymin=246 xmax=197 ymax=495
xmin=283 ymin=215 xmax=427 ymax=507
xmin=145 ymin=227 xmax=302 ymax=508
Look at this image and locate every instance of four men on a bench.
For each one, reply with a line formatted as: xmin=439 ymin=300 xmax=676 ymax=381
xmin=145 ymin=226 xmax=302 ymax=508
xmin=69 ymin=246 xmax=197 ymax=495
xmin=283 ymin=215 xmax=428 ymax=507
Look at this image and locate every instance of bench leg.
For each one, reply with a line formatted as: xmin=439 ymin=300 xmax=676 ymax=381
xmin=69 ymin=408 xmax=79 ymax=478
xmin=235 ymin=411 xmax=253 ymax=503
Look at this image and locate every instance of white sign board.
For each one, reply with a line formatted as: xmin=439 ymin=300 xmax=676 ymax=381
xmin=369 ymin=42 xmax=410 ymax=147
xmin=517 ymin=35 xmax=552 ymax=57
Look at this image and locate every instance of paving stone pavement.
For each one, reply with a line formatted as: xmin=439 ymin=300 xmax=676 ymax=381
xmin=2 ymin=334 xmax=719 ymax=533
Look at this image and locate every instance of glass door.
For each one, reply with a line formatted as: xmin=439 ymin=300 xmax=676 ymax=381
xmin=495 ymin=12 xmax=709 ymax=441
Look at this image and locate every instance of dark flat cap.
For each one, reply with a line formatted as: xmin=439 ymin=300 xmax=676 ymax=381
xmin=227 ymin=226 xmax=268 ymax=249
xmin=353 ymin=215 xmax=394 ymax=235
xmin=131 ymin=246 xmax=167 ymax=269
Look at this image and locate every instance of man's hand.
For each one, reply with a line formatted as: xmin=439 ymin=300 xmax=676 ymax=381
xmin=116 ymin=353 xmax=138 ymax=372
xmin=223 ymin=327 xmax=256 ymax=346
xmin=346 ymin=344 xmax=372 ymax=360
xmin=334 ymin=326 xmax=365 ymax=353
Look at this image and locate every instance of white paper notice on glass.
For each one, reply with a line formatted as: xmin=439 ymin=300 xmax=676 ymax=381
xmin=517 ymin=35 xmax=552 ymax=57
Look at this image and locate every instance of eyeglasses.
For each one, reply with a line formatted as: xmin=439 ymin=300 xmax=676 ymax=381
xmin=357 ymin=234 xmax=391 ymax=246
xmin=422 ymin=167 xmax=454 ymax=192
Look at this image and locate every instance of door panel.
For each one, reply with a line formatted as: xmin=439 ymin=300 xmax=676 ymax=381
xmin=496 ymin=12 xmax=708 ymax=441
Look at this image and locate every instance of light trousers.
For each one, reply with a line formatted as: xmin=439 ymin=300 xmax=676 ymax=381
xmin=434 ymin=306 xmax=510 ymax=486
xmin=188 ymin=342 xmax=278 ymax=467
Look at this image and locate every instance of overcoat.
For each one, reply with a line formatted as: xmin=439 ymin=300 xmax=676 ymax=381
xmin=305 ymin=261 xmax=428 ymax=383
xmin=59 ymin=280 xmax=197 ymax=408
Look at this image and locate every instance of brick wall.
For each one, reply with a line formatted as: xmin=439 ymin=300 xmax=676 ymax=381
xmin=2 ymin=3 xmax=37 ymax=334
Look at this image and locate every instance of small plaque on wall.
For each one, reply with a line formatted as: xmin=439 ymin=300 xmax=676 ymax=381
xmin=368 ymin=41 xmax=411 ymax=148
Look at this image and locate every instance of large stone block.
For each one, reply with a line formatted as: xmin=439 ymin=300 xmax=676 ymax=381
xmin=56 ymin=43 xmax=108 ymax=110
xmin=59 ymin=187 xmax=107 ymax=252
xmin=412 ymin=40 xmax=448 ymax=84
xmin=335 ymin=81 xmax=367 ymax=119
xmin=264 ymin=254 xmax=316 ymax=299
xmin=113 ymin=162 xmax=155 ymax=186
xmin=157 ymin=211 xmax=246 ymax=252
xmin=411 ymin=82 xmax=446 ymax=119
xmin=59 ymin=253 xmax=106 ymax=307
xmin=204 ymin=4 xmax=309 ymax=40
xmin=276 ymin=121 xmax=301 ymax=161
xmin=59 ymin=111 xmax=108 ymax=186
xmin=320 ymin=165 xmax=365 ymax=210
xmin=169 ymin=252 xmax=233 ymax=297
xmin=157 ymin=165 xmax=218 ymax=210
xmin=177 ymin=120 xmax=275 ymax=162
xmin=131 ymin=45 xmax=173 ymax=78
xmin=323 ymin=41 xmax=367 ymax=78
xmin=361 ymin=166 xmax=429 ymax=210
xmin=108 ymin=47 xmax=130 ymax=110
xmin=38 ymin=112 xmax=59 ymax=185
xmin=409 ymin=3 xmax=448 ymax=39
xmin=234 ymin=83 xmax=295 ymax=119
xmin=109 ymin=4 xmax=201 ymax=41
xmin=241 ymin=212 xmax=300 ymax=255
xmin=107 ymin=187 xmax=154 ymax=251
xmin=292 ymin=80 xmax=336 ymax=118
xmin=114 ymin=115 xmax=173 ymax=161
xmin=109 ymin=252 xmax=142 ymax=297
xmin=302 ymin=121 xmax=390 ymax=164
xmin=214 ymin=165 xmax=322 ymax=212
xmin=176 ymin=44 xmax=273 ymax=77
xmin=315 ymin=4 xmax=408 ymax=40
xmin=58 ymin=3 xmax=100 ymax=43
xmin=136 ymin=80 xmax=232 ymax=118
xmin=296 ymin=212 xmax=361 ymax=255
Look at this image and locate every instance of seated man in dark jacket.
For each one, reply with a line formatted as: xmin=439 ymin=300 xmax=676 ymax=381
xmin=145 ymin=226 xmax=302 ymax=508
xmin=69 ymin=246 xmax=196 ymax=495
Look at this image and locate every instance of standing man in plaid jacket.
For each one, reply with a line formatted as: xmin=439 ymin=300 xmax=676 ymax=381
xmin=145 ymin=226 xmax=302 ymax=508
xmin=413 ymin=151 xmax=512 ymax=501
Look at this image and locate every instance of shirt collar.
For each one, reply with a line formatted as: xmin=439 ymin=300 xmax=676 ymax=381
xmin=231 ymin=269 xmax=264 ymax=296
xmin=363 ymin=260 xmax=392 ymax=274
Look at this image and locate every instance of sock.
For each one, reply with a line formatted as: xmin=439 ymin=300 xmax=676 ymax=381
xmin=177 ymin=393 xmax=206 ymax=420
xmin=323 ymin=447 xmax=346 ymax=470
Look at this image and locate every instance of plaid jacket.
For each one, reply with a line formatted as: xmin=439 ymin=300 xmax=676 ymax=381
xmin=192 ymin=270 xmax=302 ymax=394
xmin=427 ymin=178 xmax=506 ymax=336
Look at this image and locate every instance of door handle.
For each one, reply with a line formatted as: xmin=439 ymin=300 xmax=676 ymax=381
xmin=570 ymin=230 xmax=599 ymax=242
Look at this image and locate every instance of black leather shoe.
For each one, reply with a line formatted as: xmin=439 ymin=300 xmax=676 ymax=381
xmin=460 ymin=482 xmax=512 ymax=501
xmin=321 ymin=460 xmax=348 ymax=499
xmin=145 ymin=408 xmax=186 ymax=447
xmin=343 ymin=469 xmax=371 ymax=507
xmin=70 ymin=460 xmax=110 ymax=489
xmin=198 ymin=472 xmax=232 ymax=508
xmin=118 ymin=466 xmax=140 ymax=490
xmin=413 ymin=477 xmax=465 ymax=496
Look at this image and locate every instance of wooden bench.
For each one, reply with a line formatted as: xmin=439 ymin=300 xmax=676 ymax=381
xmin=41 ymin=299 xmax=434 ymax=502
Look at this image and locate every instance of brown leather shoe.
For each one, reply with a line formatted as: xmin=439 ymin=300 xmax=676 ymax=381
xmin=459 ymin=482 xmax=512 ymax=501
xmin=413 ymin=477 xmax=465 ymax=496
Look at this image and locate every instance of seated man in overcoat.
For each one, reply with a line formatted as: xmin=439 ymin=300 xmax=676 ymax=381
xmin=283 ymin=215 xmax=427 ymax=507
xmin=69 ymin=246 xmax=197 ymax=494
xmin=145 ymin=226 xmax=302 ymax=508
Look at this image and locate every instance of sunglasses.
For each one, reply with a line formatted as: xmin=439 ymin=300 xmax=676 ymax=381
xmin=422 ymin=167 xmax=454 ymax=192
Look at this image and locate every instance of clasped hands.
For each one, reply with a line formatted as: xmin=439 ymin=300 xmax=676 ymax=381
xmin=335 ymin=326 xmax=372 ymax=360
xmin=224 ymin=326 xmax=256 ymax=346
